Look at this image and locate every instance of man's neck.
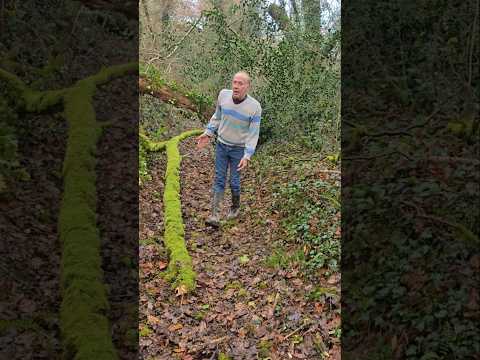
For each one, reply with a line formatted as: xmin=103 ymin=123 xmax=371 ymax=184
xmin=232 ymin=94 xmax=247 ymax=104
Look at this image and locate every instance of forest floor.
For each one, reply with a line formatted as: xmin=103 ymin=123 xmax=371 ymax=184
xmin=139 ymin=126 xmax=341 ymax=359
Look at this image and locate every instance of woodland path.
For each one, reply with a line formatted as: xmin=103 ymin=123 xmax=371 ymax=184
xmin=139 ymin=136 xmax=341 ymax=360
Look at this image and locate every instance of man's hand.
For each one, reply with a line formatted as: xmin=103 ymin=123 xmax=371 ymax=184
xmin=237 ymin=157 xmax=249 ymax=171
xmin=196 ymin=133 xmax=210 ymax=150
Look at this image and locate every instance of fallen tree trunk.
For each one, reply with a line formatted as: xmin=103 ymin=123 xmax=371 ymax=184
xmin=139 ymin=76 xmax=214 ymax=121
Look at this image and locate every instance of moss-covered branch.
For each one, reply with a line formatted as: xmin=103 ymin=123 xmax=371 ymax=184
xmin=87 ymin=62 xmax=138 ymax=87
xmin=2 ymin=61 xmax=137 ymax=357
xmin=58 ymin=79 xmax=117 ymax=360
xmin=143 ymin=129 xmax=202 ymax=292
xmin=56 ymin=64 xmax=137 ymax=359
xmin=0 ymin=62 xmax=137 ymax=113
xmin=140 ymin=132 xmax=166 ymax=152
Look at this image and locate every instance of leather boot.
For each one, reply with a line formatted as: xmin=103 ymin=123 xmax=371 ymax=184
xmin=206 ymin=191 xmax=223 ymax=227
xmin=227 ymin=193 xmax=240 ymax=220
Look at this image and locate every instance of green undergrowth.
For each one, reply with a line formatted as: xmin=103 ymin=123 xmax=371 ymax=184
xmin=142 ymin=129 xmax=202 ymax=292
xmin=272 ymin=177 xmax=340 ymax=273
xmin=264 ymin=246 xmax=306 ymax=270
xmin=252 ymin=141 xmax=341 ymax=275
xmin=139 ymin=131 xmax=152 ymax=184
xmin=2 ymin=61 xmax=137 ymax=359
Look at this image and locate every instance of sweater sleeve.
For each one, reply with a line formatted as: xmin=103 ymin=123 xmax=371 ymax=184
xmin=243 ymin=105 xmax=262 ymax=160
xmin=204 ymin=90 xmax=223 ymax=137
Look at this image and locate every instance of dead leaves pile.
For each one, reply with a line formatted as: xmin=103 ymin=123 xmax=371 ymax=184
xmin=139 ymin=137 xmax=341 ymax=359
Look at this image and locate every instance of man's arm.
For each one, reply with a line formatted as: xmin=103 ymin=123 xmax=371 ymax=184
xmin=204 ymin=91 xmax=223 ymax=137
xmin=197 ymin=91 xmax=222 ymax=149
xmin=243 ymin=106 xmax=261 ymax=160
xmin=237 ymin=105 xmax=261 ymax=170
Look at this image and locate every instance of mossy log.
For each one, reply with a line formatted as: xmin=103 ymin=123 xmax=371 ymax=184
xmin=58 ymin=63 xmax=136 ymax=360
xmin=143 ymin=129 xmax=202 ymax=292
xmin=1 ymin=61 xmax=137 ymax=359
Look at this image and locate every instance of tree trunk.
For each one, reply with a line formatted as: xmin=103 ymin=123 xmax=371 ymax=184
xmin=302 ymin=0 xmax=321 ymax=33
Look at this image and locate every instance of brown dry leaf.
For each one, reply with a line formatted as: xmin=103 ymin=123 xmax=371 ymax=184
xmin=292 ymin=278 xmax=303 ymax=287
xmin=158 ymin=261 xmax=168 ymax=270
xmin=168 ymin=323 xmax=183 ymax=332
xmin=314 ymin=303 xmax=324 ymax=314
xmin=147 ymin=314 xmax=161 ymax=325
xmin=224 ymin=288 xmax=236 ymax=299
xmin=175 ymin=284 xmax=188 ymax=296
xmin=238 ymin=327 xmax=247 ymax=338
xmin=327 ymin=313 xmax=341 ymax=330
xmin=327 ymin=273 xmax=340 ymax=285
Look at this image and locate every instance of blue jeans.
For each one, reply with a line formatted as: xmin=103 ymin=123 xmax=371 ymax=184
xmin=213 ymin=141 xmax=243 ymax=195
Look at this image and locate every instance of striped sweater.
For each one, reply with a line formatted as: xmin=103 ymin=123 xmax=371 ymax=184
xmin=204 ymin=89 xmax=262 ymax=159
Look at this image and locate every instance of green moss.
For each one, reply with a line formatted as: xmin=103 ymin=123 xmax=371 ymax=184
xmin=218 ymin=353 xmax=232 ymax=360
xmin=225 ymin=280 xmax=243 ymax=290
xmin=139 ymin=237 xmax=158 ymax=246
xmin=59 ymin=79 xmax=117 ymax=360
xmin=143 ymin=129 xmax=202 ymax=292
xmin=258 ymin=281 xmax=269 ymax=289
xmin=238 ymin=288 xmax=249 ymax=298
xmin=162 ymin=133 xmax=200 ymax=291
xmin=139 ymin=63 xmax=214 ymax=115
xmin=193 ymin=311 xmax=207 ymax=320
xmin=306 ymin=286 xmax=338 ymax=301
xmin=24 ymin=89 xmax=65 ymax=112
xmin=258 ymin=340 xmax=272 ymax=359
xmin=2 ymin=62 xmax=138 ymax=359
xmin=139 ymin=325 xmax=153 ymax=337
xmin=87 ymin=62 xmax=138 ymax=87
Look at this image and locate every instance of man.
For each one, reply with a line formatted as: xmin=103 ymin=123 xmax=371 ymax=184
xmin=196 ymin=71 xmax=262 ymax=227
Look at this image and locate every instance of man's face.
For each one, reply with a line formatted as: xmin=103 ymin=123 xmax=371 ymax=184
xmin=231 ymin=74 xmax=250 ymax=100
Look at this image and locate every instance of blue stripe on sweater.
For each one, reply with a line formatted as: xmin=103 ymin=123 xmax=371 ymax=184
xmin=223 ymin=119 xmax=249 ymax=131
xmin=207 ymin=124 xmax=217 ymax=132
xmin=223 ymin=108 xmax=251 ymax=122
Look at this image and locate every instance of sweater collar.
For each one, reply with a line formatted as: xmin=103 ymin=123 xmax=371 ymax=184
xmin=232 ymin=94 xmax=248 ymax=104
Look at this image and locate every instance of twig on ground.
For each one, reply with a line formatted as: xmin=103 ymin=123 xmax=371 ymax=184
xmin=284 ymin=322 xmax=309 ymax=340
xmin=268 ymin=292 xmax=280 ymax=317
xmin=209 ymin=347 xmax=218 ymax=360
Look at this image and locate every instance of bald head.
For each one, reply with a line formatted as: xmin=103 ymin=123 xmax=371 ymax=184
xmin=234 ymin=71 xmax=251 ymax=85
xmin=232 ymin=71 xmax=251 ymax=101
